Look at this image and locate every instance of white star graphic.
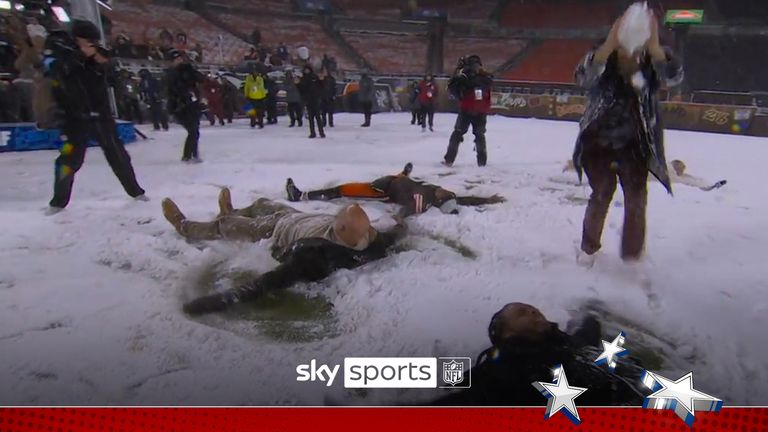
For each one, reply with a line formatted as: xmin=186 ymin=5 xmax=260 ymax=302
xmin=642 ymin=370 xmax=723 ymax=427
xmin=532 ymin=365 xmax=588 ymax=425
xmin=594 ymin=331 xmax=628 ymax=371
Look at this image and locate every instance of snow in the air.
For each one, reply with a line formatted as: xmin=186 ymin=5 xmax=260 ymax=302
xmin=0 ymin=113 xmax=766 ymax=405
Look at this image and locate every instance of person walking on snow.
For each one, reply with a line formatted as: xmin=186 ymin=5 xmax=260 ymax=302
xmin=418 ymin=74 xmax=438 ymax=132
xmin=443 ymin=55 xmax=493 ymax=167
xmin=244 ymin=67 xmax=268 ymax=129
xmin=298 ymin=64 xmax=325 ymax=139
xmin=45 ymin=20 xmax=147 ymax=213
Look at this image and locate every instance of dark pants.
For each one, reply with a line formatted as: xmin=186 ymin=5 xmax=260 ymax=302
xmin=149 ymin=100 xmax=169 ymax=130
xmin=50 ymin=120 xmax=145 ymax=208
xmin=248 ymin=98 xmax=265 ymax=128
xmin=420 ymin=105 xmax=434 ymax=129
xmin=177 ymin=108 xmax=200 ymax=160
xmin=266 ymin=97 xmax=277 ymax=124
xmin=288 ymin=102 xmax=304 ymax=126
xmin=411 ymin=108 xmax=418 ymax=124
xmin=13 ymin=80 xmax=35 ymax=123
xmin=445 ymin=111 xmax=487 ymax=165
xmin=321 ymin=98 xmax=335 ymax=127
xmin=120 ymin=98 xmax=143 ymax=124
xmin=581 ymin=144 xmax=649 ymax=260
xmin=307 ymin=105 xmax=324 ymax=137
xmin=223 ymin=98 xmax=235 ymax=123
xmin=361 ymin=101 xmax=373 ymax=125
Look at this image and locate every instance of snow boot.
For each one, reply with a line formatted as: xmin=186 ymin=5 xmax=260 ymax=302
xmin=286 ymin=178 xmax=305 ymax=202
xmin=162 ymin=198 xmax=186 ymax=233
xmin=218 ymin=188 xmax=234 ymax=216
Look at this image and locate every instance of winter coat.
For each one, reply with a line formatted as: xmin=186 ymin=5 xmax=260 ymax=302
xmin=572 ymin=46 xmax=683 ymax=194
xmin=417 ymin=79 xmax=438 ymax=107
xmin=264 ymin=76 xmax=278 ymax=102
xmin=433 ymin=327 xmax=646 ymax=406
xmin=202 ymin=77 xmax=224 ymax=115
xmin=139 ymin=72 xmax=163 ymax=103
xmin=409 ymin=83 xmax=420 ymax=107
xmin=284 ymin=73 xmax=302 ymax=104
xmin=166 ymin=62 xmax=203 ymax=115
xmin=371 ymin=175 xmax=456 ymax=217
xmin=358 ymin=75 xmax=375 ymax=103
xmin=448 ymin=70 xmax=493 ymax=114
xmin=321 ymin=75 xmax=337 ymax=102
xmin=298 ymin=70 xmax=323 ymax=109
xmin=45 ymin=31 xmax=117 ymax=123
xmin=244 ymin=74 xmax=267 ymax=100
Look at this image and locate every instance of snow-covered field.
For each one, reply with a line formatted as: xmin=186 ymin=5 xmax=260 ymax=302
xmin=1 ymin=113 xmax=767 ymax=406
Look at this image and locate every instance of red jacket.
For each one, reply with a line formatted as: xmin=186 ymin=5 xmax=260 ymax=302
xmin=449 ymin=71 xmax=493 ymax=114
xmin=417 ymin=80 xmax=438 ymax=106
xmin=202 ymin=78 xmax=224 ymax=115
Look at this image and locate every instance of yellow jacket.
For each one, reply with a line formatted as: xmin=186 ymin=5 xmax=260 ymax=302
xmin=244 ymin=74 xmax=267 ymax=100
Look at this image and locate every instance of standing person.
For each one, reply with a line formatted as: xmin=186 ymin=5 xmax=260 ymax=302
xmin=244 ymin=67 xmax=267 ymax=129
xmin=417 ymin=74 xmax=438 ymax=132
xmin=298 ymin=65 xmax=324 ymax=139
xmin=409 ymin=81 xmax=420 ymax=125
xmin=45 ymin=20 xmax=147 ymax=213
xmin=264 ymin=73 xmax=278 ymax=125
xmin=284 ymin=70 xmax=303 ymax=128
xmin=202 ymin=74 xmax=225 ymax=126
xmin=358 ymin=73 xmax=375 ymax=127
xmin=320 ymin=70 xmax=336 ymax=128
xmin=166 ymin=49 xmax=204 ymax=162
xmin=219 ymin=74 xmax=237 ymax=124
xmin=573 ymin=10 xmax=683 ymax=266
xmin=117 ymin=70 xmax=143 ymax=124
xmin=443 ymin=55 xmax=493 ymax=167
xmin=139 ymin=68 xmax=169 ymax=131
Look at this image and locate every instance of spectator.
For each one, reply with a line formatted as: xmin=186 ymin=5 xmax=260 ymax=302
xmin=264 ymin=72 xmax=278 ymax=125
xmin=417 ymin=74 xmax=438 ymax=132
xmin=320 ymin=69 xmax=336 ymax=128
xmin=277 ymin=42 xmax=288 ymax=61
xmin=244 ymin=66 xmax=268 ymax=129
xmin=139 ymin=68 xmax=169 ymax=131
xmin=202 ymin=74 xmax=225 ymax=126
xmin=175 ymin=32 xmax=188 ymax=52
xmin=158 ymin=29 xmax=175 ymax=60
xmin=321 ymin=54 xmax=331 ymax=73
xmin=116 ymin=69 xmax=143 ymax=124
xmin=193 ymin=43 xmax=203 ymax=63
xmin=113 ymin=33 xmax=134 ymax=58
xmin=219 ymin=74 xmax=238 ymax=124
xmin=298 ymin=64 xmax=324 ymax=139
xmin=284 ymin=70 xmax=303 ymax=128
xmin=167 ymin=49 xmax=204 ymax=162
xmin=358 ymin=73 xmax=375 ymax=127
xmin=409 ymin=80 xmax=420 ymax=125
xmin=244 ymin=46 xmax=259 ymax=61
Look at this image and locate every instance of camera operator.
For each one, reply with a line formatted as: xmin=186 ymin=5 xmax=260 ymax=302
xmin=443 ymin=55 xmax=493 ymax=167
xmin=45 ymin=20 xmax=147 ymax=213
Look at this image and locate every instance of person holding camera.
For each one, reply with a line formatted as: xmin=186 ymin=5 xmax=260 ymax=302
xmin=443 ymin=55 xmax=493 ymax=167
xmin=45 ymin=20 xmax=147 ymax=213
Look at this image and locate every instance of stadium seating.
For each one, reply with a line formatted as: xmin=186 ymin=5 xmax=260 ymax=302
xmin=107 ymin=1 xmax=251 ymax=64
xmin=341 ymin=32 xmax=428 ymax=74
xmin=414 ymin=0 xmax=497 ymax=23
xmin=333 ymin=0 xmax=402 ymax=19
xmin=684 ymin=35 xmax=768 ymax=92
xmin=443 ymin=38 xmax=527 ymax=73
xmin=221 ymin=14 xmax=357 ymax=70
xmin=207 ymin=0 xmax=293 ymax=14
xmin=501 ymin=39 xmax=595 ymax=83
xmin=500 ymin=1 xmax=616 ymax=29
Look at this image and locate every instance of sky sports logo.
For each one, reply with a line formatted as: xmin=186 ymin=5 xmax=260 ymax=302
xmin=296 ymin=357 xmax=471 ymax=389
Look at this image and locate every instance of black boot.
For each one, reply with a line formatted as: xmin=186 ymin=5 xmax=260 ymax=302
xmin=286 ymin=178 xmax=304 ymax=202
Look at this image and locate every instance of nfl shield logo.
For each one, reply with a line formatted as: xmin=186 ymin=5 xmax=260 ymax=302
xmin=442 ymin=360 xmax=464 ymax=386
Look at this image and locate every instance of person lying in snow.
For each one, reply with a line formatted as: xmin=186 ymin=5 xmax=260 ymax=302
xmin=285 ymin=162 xmax=506 ymax=218
xmin=563 ymin=159 xmax=726 ymax=191
xmin=161 ymin=189 xmax=406 ymax=315
xmin=432 ymin=302 xmax=646 ymax=406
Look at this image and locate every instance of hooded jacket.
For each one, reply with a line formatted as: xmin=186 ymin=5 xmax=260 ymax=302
xmin=572 ymin=46 xmax=683 ymax=194
xmin=298 ymin=66 xmax=322 ymax=109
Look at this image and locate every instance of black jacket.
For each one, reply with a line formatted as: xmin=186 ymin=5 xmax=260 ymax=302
xmin=572 ymin=47 xmax=683 ymax=193
xmin=139 ymin=70 xmax=163 ymax=102
xmin=321 ymin=76 xmax=337 ymax=101
xmin=182 ymin=224 xmax=407 ymax=315
xmin=299 ymin=70 xmax=323 ymax=109
xmin=434 ymin=326 xmax=647 ymax=406
xmin=166 ymin=63 xmax=203 ymax=115
xmin=46 ymin=31 xmax=117 ymax=122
